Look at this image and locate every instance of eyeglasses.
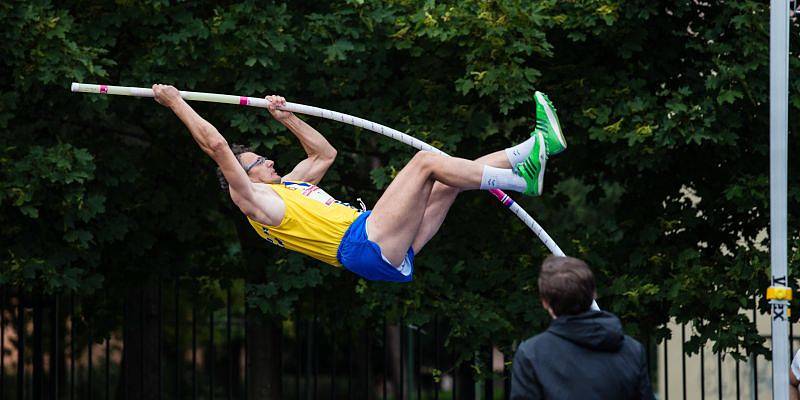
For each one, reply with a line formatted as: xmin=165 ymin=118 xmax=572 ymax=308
xmin=242 ymin=156 xmax=266 ymax=173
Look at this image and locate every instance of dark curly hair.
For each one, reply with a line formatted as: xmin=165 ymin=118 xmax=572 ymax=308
xmin=216 ymin=143 xmax=253 ymax=191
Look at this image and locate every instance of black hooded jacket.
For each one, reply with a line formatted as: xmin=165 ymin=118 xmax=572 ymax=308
xmin=510 ymin=310 xmax=654 ymax=399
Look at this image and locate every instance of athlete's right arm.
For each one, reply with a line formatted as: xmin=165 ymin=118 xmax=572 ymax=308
xmin=153 ymin=84 xmax=273 ymax=223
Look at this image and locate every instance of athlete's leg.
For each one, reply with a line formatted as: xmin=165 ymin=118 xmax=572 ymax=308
xmin=368 ymin=151 xmax=521 ymax=266
xmin=411 ymin=150 xmax=511 ymax=253
xmin=411 ymin=91 xmax=567 ymax=255
xmin=369 ymin=108 xmax=558 ymax=265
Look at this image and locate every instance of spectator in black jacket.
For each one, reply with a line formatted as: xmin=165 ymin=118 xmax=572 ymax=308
xmin=510 ymin=256 xmax=655 ymax=399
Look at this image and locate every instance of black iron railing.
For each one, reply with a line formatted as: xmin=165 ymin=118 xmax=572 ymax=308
xmin=0 ymin=280 xmax=781 ymax=399
xmin=0 ymin=279 xmax=519 ymax=400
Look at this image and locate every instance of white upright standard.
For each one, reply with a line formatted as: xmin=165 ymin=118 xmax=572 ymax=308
xmin=769 ymin=0 xmax=791 ymax=399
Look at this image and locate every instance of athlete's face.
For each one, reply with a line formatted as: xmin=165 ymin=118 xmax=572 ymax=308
xmin=239 ymin=152 xmax=281 ymax=184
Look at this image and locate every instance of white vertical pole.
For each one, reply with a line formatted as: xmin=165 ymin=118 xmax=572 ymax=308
xmin=770 ymin=0 xmax=791 ymax=398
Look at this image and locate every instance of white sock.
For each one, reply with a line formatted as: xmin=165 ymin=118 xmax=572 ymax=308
xmin=480 ymin=166 xmax=528 ymax=193
xmin=505 ymin=136 xmax=537 ymax=172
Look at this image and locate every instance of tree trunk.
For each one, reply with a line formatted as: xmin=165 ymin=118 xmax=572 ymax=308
xmin=229 ymin=338 xmax=243 ymax=399
xmin=32 ymin=295 xmax=43 ymax=400
xmin=387 ymin=324 xmax=402 ymax=400
xmin=117 ymin=284 xmax=160 ymax=399
xmin=245 ymin=309 xmax=282 ymax=399
xmin=53 ymin=295 xmax=68 ymax=400
xmin=232 ymin=209 xmax=284 ymax=399
xmin=455 ymin=360 xmax=475 ymax=400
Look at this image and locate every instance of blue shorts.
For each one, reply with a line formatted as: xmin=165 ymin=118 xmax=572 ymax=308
xmin=337 ymin=211 xmax=414 ymax=283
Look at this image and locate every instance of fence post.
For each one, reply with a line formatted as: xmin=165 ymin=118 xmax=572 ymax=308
xmin=174 ymin=279 xmax=180 ymax=400
xmin=1 ymin=287 xmax=5 ymax=400
xmin=17 ymin=294 xmax=25 ymax=400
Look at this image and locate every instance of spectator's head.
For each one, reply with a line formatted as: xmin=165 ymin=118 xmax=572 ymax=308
xmin=538 ymin=256 xmax=596 ymax=318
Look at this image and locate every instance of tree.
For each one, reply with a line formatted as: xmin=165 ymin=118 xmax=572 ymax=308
xmin=2 ymin=2 xmax=799 ymax=398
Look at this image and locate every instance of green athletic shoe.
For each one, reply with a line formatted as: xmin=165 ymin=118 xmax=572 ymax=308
xmin=515 ymin=132 xmax=547 ymax=196
xmin=533 ymin=91 xmax=567 ymax=156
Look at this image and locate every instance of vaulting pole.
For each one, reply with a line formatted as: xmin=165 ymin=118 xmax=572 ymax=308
xmin=72 ymin=82 xmax=608 ymax=310
xmin=70 ymin=82 xmax=566 ymax=255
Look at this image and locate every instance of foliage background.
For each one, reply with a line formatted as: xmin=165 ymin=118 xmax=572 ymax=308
xmin=2 ymin=0 xmax=800 ymax=371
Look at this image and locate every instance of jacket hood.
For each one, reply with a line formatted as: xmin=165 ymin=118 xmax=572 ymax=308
xmin=547 ymin=310 xmax=624 ymax=351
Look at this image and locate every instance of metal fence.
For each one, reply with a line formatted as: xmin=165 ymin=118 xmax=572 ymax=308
xmin=0 ymin=280 xmax=784 ymax=399
xmin=654 ymin=300 xmax=785 ymax=400
xmin=1 ymin=279 xmax=513 ymax=400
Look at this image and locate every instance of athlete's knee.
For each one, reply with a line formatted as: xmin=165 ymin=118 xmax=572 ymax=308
xmin=409 ymin=151 xmax=438 ymax=172
xmin=410 ymin=150 xmax=433 ymax=163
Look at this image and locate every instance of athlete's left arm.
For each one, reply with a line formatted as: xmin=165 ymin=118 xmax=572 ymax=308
xmin=267 ymin=95 xmax=337 ymax=185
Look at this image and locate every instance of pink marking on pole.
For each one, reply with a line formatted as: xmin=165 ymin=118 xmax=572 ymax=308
xmin=100 ymin=85 xmax=108 ymax=94
xmin=489 ymin=189 xmax=514 ymax=207
xmin=488 ymin=189 xmax=504 ymax=201
xmin=239 ymin=96 xmax=248 ymax=106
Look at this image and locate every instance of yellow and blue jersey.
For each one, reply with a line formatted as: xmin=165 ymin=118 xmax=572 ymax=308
xmin=246 ymin=181 xmax=361 ymax=267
